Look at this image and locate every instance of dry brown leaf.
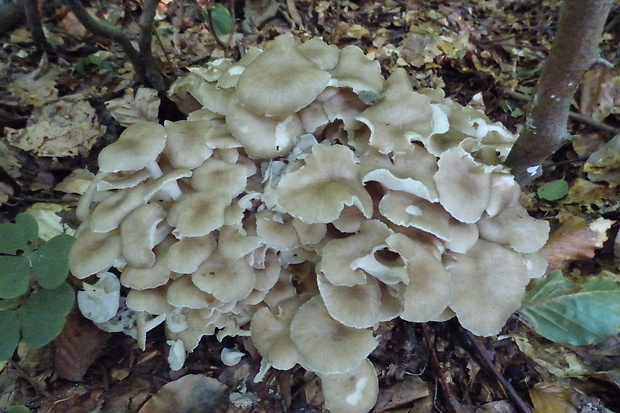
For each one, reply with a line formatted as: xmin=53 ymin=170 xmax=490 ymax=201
xmin=105 ymin=88 xmax=160 ymax=127
xmin=530 ymin=383 xmax=577 ymax=413
xmin=375 ymin=375 xmax=430 ymax=412
xmin=6 ymin=97 xmax=104 ymax=157
xmin=541 ymin=215 xmax=613 ymax=271
xmin=54 ymin=311 xmax=110 ymax=381
xmin=139 ymin=374 xmax=229 ymax=413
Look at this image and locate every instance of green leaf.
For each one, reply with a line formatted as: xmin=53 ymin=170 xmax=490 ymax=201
xmin=210 ymin=4 xmax=234 ymax=36
xmin=31 ymin=234 xmax=75 ymax=289
xmin=6 ymin=406 xmax=31 ymax=413
xmin=0 ymin=213 xmax=38 ymax=254
xmin=0 ymin=298 xmax=20 ymax=310
xmin=519 ymin=271 xmax=620 ymax=345
xmin=537 ymin=179 xmax=569 ymax=201
xmin=18 ymin=283 xmax=74 ymax=348
xmin=0 ymin=310 xmax=20 ymax=360
xmin=0 ymin=256 xmax=31 ymax=299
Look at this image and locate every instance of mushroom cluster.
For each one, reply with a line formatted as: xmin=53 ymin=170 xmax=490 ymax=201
xmin=70 ymin=34 xmax=549 ymax=413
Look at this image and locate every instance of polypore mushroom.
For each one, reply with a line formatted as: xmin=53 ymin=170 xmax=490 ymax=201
xmin=98 ymin=122 xmax=167 ymax=173
xmin=289 ymin=295 xmax=378 ymax=375
xmin=318 ymin=358 xmax=379 ymax=413
xmin=235 ymin=34 xmax=331 ymax=117
xmin=446 ymin=239 xmax=531 ymax=336
xmin=276 ymin=144 xmax=373 ymax=224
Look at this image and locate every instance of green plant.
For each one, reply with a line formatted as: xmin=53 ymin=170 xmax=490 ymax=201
xmin=0 ymin=213 xmax=75 ymax=360
xmin=518 ymin=270 xmax=620 ymax=345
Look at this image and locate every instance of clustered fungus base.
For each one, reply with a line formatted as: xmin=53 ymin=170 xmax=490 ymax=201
xmin=70 ymin=34 xmax=550 ymax=413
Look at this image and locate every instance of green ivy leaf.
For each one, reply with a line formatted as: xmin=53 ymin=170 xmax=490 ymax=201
xmin=518 ymin=271 xmax=620 ymax=345
xmin=210 ymin=4 xmax=234 ymax=36
xmin=0 ymin=256 xmax=31 ymax=299
xmin=537 ymin=179 xmax=569 ymax=201
xmin=31 ymin=234 xmax=75 ymax=289
xmin=0 ymin=310 xmax=20 ymax=360
xmin=0 ymin=213 xmax=38 ymax=254
xmin=18 ymin=283 xmax=74 ymax=348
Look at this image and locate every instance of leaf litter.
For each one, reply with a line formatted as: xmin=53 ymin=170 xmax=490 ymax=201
xmin=0 ymin=0 xmax=619 ymax=412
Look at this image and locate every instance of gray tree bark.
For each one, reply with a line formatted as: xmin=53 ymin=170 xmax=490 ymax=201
xmin=505 ymin=0 xmax=614 ymax=186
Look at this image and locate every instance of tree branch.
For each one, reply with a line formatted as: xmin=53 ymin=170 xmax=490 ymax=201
xmin=64 ymin=0 xmax=147 ymax=83
xmin=138 ymin=0 xmax=166 ymax=91
xmin=505 ymin=0 xmax=614 ymax=186
xmin=23 ymin=0 xmax=53 ymax=54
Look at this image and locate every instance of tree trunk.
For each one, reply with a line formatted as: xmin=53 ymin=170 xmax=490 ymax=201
xmin=505 ymin=0 xmax=614 ymax=186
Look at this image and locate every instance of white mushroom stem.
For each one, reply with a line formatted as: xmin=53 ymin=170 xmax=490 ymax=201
xmin=146 ymin=159 xmax=164 ymax=179
xmin=136 ymin=312 xmax=167 ymax=350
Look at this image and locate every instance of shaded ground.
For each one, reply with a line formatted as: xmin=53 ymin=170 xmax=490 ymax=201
xmin=1 ymin=0 xmax=619 ymax=412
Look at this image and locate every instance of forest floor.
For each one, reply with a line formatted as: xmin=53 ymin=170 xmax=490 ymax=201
xmin=0 ymin=0 xmax=619 ymax=412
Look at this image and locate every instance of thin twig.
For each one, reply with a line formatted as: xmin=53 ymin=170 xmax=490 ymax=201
xmin=462 ymin=330 xmax=532 ymax=413
xmin=501 ymin=87 xmax=620 ymax=135
xmin=23 ymin=0 xmax=53 ymax=54
xmin=420 ymin=323 xmax=466 ymax=413
xmin=64 ymin=0 xmax=146 ymax=83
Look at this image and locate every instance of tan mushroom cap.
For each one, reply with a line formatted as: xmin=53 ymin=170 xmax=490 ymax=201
xmin=120 ymin=257 xmax=171 ymax=290
xmin=277 ymin=144 xmax=373 ymax=224
xmin=317 ymin=273 xmax=402 ymax=328
xmin=89 ymin=183 xmax=150 ymax=233
xmin=357 ymin=88 xmax=434 ymax=155
xmin=250 ymin=298 xmax=302 ymax=370
xmin=167 ymin=192 xmax=229 ymax=238
xmin=298 ymin=37 xmax=340 ymax=71
xmin=120 ymin=203 xmax=166 ymax=268
xmin=290 ymin=295 xmax=378 ymax=375
xmin=318 ymin=358 xmax=379 ymax=413
xmin=386 ymin=233 xmax=452 ymax=322
xmin=318 ymin=220 xmax=393 ymax=286
xmin=328 ymin=45 xmax=384 ymax=95
xmin=361 ymin=146 xmax=439 ymax=202
xmin=126 ymin=286 xmax=174 ymax=314
xmin=69 ymin=228 xmax=122 ymax=278
xmin=477 ymin=202 xmax=550 ymax=254
xmin=163 ymin=119 xmax=214 ymax=169
xmin=447 ymin=239 xmax=531 ymax=336
xmin=165 ymin=234 xmax=216 ymax=274
xmin=434 ymin=146 xmax=491 ymax=223
xmin=167 ymin=275 xmax=218 ymax=309
xmin=235 ymin=34 xmax=331 ymax=117
xmin=191 ymin=250 xmax=255 ymax=303
xmin=226 ymin=98 xmax=305 ymax=159
xmin=99 ymin=122 xmax=167 ymax=173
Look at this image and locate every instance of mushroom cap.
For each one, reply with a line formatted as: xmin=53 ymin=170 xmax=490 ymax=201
xmin=77 ymin=271 xmax=121 ymax=323
xmin=317 ymin=273 xmax=401 ymax=328
xmin=434 ymin=146 xmax=491 ymax=223
xmin=99 ymin=122 xmax=167 ymax=173
xmin=318 ymin=219 xmax=393 ymax=286
xmin=163 ymin=120 xmax=214 ymax=169
xmin=235 ymin=34 xmax=331 ymax=117
xmin=120 ymin=257 xmax=171 ymax=291
xmin=191 ymin=251 xmax=256 ymax=303
xmin=226 ymin=98 xmax=304 ymax=159
xmin=250 ymin=298 xmax=302 ymax=370
xmin=167 ymin=275 xmax=217 ymax=309
xmin=69 ymin=228 xmax=122 ymax=278
xmin=318 ymin=358 xmax=379 ymax=413
xmin=447 ymin=239 xmax=531 ymax=336
xmin=290 ymin=295 xmax=378 ymax=375
xmin=328 ymin=45 xmax=384 ymax=95
xmin=89 ymin=183 xmax=150 ymax=233
xmin=386 ymin=233 xmax=452 ymax=322
xmin=120 ymin=203 xmax=166 ymax=268
xmin=167 ymin=192 xmax=230 ymax=238
xmin=276 ymin=144 xmax=373 ymax=224
xmin=165 ymin=234 xmax=217 ymax=274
